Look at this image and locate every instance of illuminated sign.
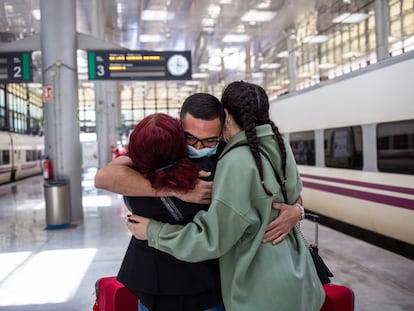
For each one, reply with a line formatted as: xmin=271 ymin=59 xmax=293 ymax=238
xmin=87 ymin=50 xmax=191 ymax=81
xmin=0 ymin=52 xmax=32 ymax=83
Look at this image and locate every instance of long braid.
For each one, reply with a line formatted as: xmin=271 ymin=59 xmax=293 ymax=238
xmin=222 ymin=81 xmax=272 ymax=196
xmin=243 ymin=87 xmax=273 ymax=195
xmin=269 ymin=121 xmax=287 ymax=183
xmin=257 ymin=85 xmax=288 ymax=184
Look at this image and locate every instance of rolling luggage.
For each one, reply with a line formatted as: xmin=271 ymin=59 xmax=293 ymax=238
xmin=321 ymin=283 xmax=355 ymax=311
xmin=304 ymin=213 xmax=355 ymax=311
xmin=93 ymin=276 xmax=138 ymax=311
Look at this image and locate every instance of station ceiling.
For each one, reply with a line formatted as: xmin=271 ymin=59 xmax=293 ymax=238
xmin=0 ymin=0 xmax=367 ymax=110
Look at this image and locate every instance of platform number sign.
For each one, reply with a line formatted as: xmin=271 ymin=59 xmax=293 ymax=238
xmin=0 ymin=52 xmax=33 ymax=83
xmin=87 ymin=50 xmax=192 ymax=81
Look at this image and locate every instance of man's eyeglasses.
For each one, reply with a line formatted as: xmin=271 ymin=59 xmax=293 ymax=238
xmin=184 ymin=132 xmax=220 ymax=148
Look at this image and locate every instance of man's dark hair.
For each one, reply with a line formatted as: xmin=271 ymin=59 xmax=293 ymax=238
xmin=180 ymin=93 xmax=225 ymax=126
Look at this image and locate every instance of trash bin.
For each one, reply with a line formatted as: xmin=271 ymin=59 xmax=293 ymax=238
xmin=44 ymin=179 xmax=71 ymax=229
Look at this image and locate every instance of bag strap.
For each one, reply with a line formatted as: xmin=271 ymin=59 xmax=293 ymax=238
xmin=220 ymin=142 xmax=288 ymax=203
xmin=258 ymin=149 xmax=288 ymax=203
xmin=160 ymin=197 xmax=185 ymax=222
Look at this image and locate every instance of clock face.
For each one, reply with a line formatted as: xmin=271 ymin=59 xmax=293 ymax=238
xmin=167 ymin=54 xmax=189 ymax=76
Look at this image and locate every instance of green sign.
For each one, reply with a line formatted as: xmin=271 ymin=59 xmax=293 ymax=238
xmin=87 ymin=50 xmax=192 ymax=81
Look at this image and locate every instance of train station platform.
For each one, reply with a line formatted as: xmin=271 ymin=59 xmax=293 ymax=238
xmin=0 ymin=169 xmax=413 ymax=311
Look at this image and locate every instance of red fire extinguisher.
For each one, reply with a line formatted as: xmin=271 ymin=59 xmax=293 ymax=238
xmin=43 ymin=157 xmax=53 ymax=180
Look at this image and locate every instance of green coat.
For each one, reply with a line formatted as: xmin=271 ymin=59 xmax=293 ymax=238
xmin=147 ymin=125 xmax=325 ymax=311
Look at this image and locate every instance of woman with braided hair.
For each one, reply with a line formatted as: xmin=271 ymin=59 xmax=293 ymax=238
xmin=127 ymin=81 xmax=325 ymax=311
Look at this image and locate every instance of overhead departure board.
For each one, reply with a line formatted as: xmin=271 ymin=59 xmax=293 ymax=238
xmin=0 ymin=52 xmax=33 ymax=83
xmin=87 ymin=50 xmax=192 ymax=81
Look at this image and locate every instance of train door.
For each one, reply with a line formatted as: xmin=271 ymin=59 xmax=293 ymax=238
xmin=0 ymin=132 xmax=13 ymax=183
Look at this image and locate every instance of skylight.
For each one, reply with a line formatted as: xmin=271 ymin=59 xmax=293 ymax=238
xmin=332 ymin=13 xmax=368 ymax=24
xmin=240 ymin=10 xmax=276 ymax=22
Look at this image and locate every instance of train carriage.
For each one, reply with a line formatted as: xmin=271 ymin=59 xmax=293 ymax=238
xmin=270 ymin=51 xmax=414 ymax=258
xmin=0 ymin=131 xmax=44 ymax=184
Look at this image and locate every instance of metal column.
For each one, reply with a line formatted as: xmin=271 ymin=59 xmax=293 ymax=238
xmin=375 ymin=0 xmax=390 ymax=61
xmin=40 ymin=0 xmax=83 ymax=222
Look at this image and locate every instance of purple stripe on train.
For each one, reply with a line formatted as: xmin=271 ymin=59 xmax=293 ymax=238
xmin=302 ymin=181 xmax=414 ymax=211
xmin=300 ymin=173 xmax=414 ymax=195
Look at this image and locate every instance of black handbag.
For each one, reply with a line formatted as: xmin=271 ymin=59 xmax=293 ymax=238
xmin=301 ymin=213 xmax=334 ymax=284
xmin=259 ymin=149 xmax=333 ymax=284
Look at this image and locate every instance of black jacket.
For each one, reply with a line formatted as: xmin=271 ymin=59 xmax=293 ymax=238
xmin=117 ymin=144 xmax=224 ymax=311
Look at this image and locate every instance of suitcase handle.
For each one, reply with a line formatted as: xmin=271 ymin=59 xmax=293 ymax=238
xmin=304 ymin=212 xmax=320 ymax=246
xmin=304 ymin=212 xmax=319 ymax=223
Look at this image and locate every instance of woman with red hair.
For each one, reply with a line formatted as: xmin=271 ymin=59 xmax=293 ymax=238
xmin=117 ymin=113 xmax=224 ymax=311
xmin=127 ymin=113 xmax=199 ymax=191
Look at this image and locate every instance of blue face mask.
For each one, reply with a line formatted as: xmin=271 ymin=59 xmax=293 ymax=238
xmin=187 ymin=145 xmax=218 ymax=159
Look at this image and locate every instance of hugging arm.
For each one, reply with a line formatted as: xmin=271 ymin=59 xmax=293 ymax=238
xmin=127 ymin=203 xmax=248 ymax=263
xmin=94 ymin=155 xmax=213 ymax=204
xmin=263 ymin=195 xmax=303 ymax=245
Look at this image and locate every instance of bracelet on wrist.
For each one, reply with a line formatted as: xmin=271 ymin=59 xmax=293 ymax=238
xmin=295 ymin=203 xmax=305 ymax=221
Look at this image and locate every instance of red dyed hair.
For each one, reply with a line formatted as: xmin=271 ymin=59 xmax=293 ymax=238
xmin=128 ymin=113 xmax=198 ymax=191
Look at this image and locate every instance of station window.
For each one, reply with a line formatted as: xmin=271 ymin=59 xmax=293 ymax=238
xmin=324 ymin=126 xmax=363 ymax=169
xmin=289 ymin=131 xmax=315 ymax=166
xmin=377 ymin=119 xmax=414 ymax=175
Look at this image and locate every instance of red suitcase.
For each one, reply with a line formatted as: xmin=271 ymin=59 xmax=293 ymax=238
xmin=304 ymin=213 xmax=355 ymax=311
xmin=93 ymin=276 xmax=138 ymax=311
xmin=321 ymin=283 xmax=355 ymax=311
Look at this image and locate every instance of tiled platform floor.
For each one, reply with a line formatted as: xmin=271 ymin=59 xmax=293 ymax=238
xmin=0 ymin=169 xmax=413 ymax=310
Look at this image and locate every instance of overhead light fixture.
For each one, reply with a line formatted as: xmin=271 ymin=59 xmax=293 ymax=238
xmin=185 ymin=81 xmax=200 ymax=86
xmin=192 ymin=72 xmax=210 ymax=79
xmin=139 ymin=34 xmax=166 ymax=43
xmin=332 ymin=13 xmax=368 ymax=24
xmin=318 ymin=63 xmax=336 ymax=69
xmin=208 ymin=65 xmax=222 ymax=71
xmin=199 ymin=63 xmax=210 ymax=70
xmin=222 ymin=34 xmax=251 ymax=43
xmin=210 ymin=47 xmax=239 ymax=57
xmin=260 ymin=63 xmax=281 ymax=70
xmin=208 ymin=4 xmax=221 ymax=18
xmin=141 ymin=10 xmax=174 ymax=21
xmin=302 ymin=35 xmax=329 ymax=44
xmin=298 ymin=72 xmax=312 ymax=79
xmin=252 ymin=72 xmax=264 ymax=79
xmin=258 ymin=1 xmax=272 ymax=9
xmin=240 ymin=10 xmax=276 ymax=22
xmin=32 ymin=9 xmax=41 ymax=20
xmin=276 ymin=50 xmax=301 ymax=58
xmin=202 ymin=18 xmax=215 ymax=27
xmin=342 ymin=51 xmax=363 ymax=58
xmin=268 ymin=85 xmax=283 ymax=91
xmin=180 ymin=86 xmax=194 ymax=92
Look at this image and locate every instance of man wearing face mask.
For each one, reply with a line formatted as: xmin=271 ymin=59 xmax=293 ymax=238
xmin=179 ymin=93 xmax=226 ymax=184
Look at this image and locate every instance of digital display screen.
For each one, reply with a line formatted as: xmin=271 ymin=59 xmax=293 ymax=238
xmin=87 ymin=50 xmax=191 ymax=81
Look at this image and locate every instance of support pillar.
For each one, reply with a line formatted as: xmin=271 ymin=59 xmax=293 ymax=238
xmin=40 ymin=0 xmax=83 ymax=222
xmin=375 ymin=0 xmax=390 ymax=61
xmin=92 ymin=0 xmax=121 ymax=166
xmin=287 ymin=29 xmax=297 ymax=93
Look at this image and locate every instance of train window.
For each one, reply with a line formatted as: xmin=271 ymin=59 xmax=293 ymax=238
xmin=377 ymin=119 xmax=414 ymax=175
xmin=26 ymin=150 xmax=34 ymax=162
xmin=289 ymin=131 xmax=315 ymax=165
xmin=324 ymin=126 xmax=363 ymax=169
xmin=1 ymin=150 xmax=10 ymax=165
